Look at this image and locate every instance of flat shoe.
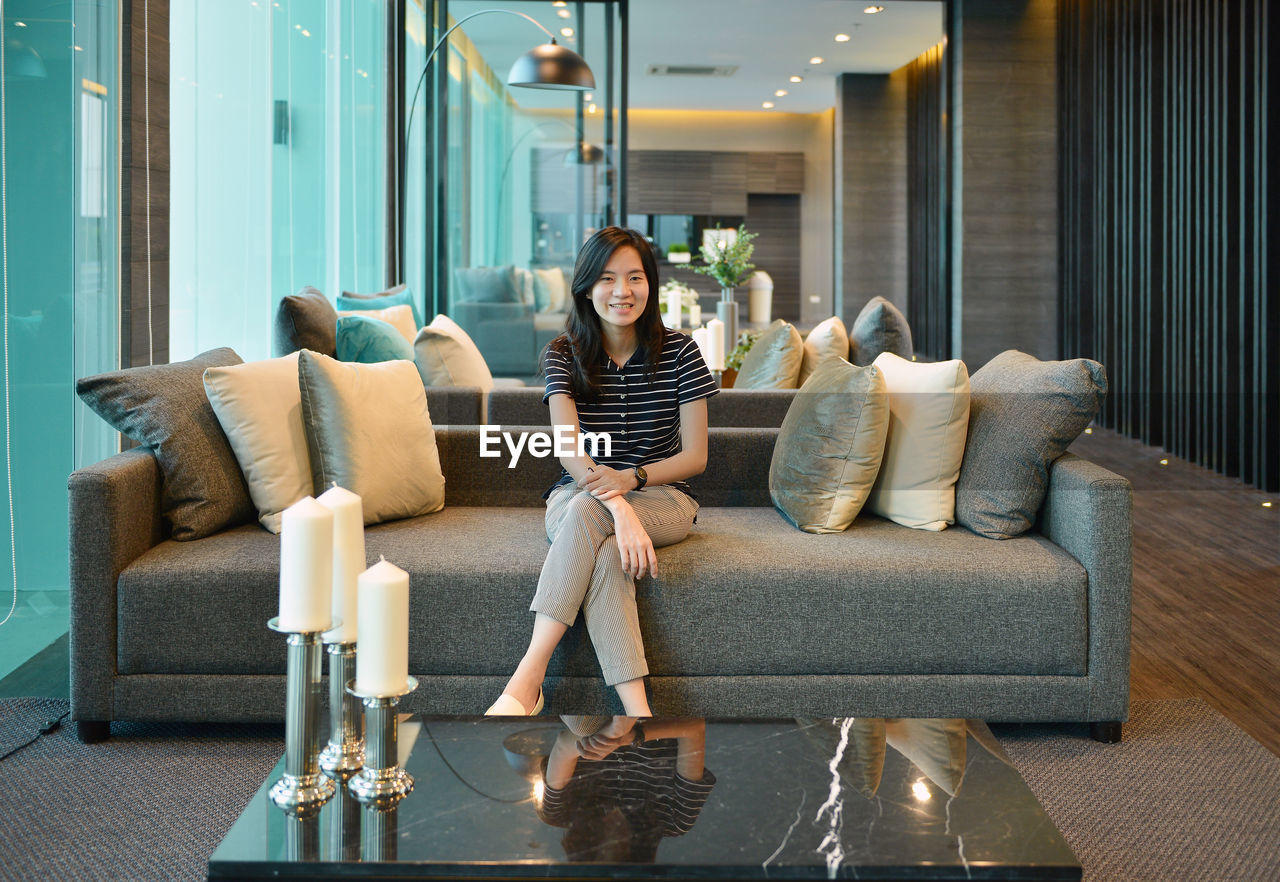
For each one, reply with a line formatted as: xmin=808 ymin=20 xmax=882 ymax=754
xmin=485 ymin=688 xmax=544 ymax=716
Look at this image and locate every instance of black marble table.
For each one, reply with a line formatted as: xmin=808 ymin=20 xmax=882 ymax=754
xmin=208 ymin=716 xmax=1080 ymax=880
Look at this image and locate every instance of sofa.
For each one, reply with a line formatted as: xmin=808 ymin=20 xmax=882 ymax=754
xmin=69 ymin=416 xmax=1132 ymax=743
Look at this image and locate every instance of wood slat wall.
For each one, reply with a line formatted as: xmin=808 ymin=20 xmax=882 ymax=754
xmin=1059 ymin=0 xmax=1278 ymax=491
xmin=906 ymin=42 xmax=949 ymax=361
xmin=119 ymin=0 xmax=169 ymax=368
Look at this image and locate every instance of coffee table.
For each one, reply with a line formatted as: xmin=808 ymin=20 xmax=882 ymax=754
xmin=208 ymin=716 xmax=1080 ymax=880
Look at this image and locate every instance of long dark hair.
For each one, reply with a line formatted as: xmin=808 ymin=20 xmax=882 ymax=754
xmin=544 ymin=227 xmax=666 ymax=401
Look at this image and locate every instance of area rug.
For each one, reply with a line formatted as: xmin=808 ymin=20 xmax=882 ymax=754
xmin=1 ymin=698 xmax=1277 ymax=881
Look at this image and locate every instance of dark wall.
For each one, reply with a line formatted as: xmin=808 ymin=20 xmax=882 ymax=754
xmin=906 ymin=42 xmax=949 ymax=361
xmin=1059 ymin=0 xmax=1279 ymax=491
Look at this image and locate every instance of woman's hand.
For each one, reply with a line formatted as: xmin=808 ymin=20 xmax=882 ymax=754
xmin=578 ymin=465 xmax=636 ymax=501
xmin=575 ymin=727 xmax=635 ymax=761
xmin=606 ymin=499 xmax=658 ymax=579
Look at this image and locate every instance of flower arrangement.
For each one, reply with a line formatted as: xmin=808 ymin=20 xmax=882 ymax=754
xmin=725 ymin=329 xmax=761 ymax=371
xmin=694 ymin=224 xmax=758 ymax=290
xmin=658 ymin=280 xmax=700 ymax=313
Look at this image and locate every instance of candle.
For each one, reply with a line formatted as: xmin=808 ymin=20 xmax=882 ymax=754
xmin=666 ymin=286 xmax=682 ymax=330
xmin=278 ymin=497 xmax=334 ymax=632
xmin=692 ymin=327 xmax=711 ymax=370
xmin=688 ymin=303 xmax=701 ymax=327
xmin=317 ymin=484 xmax=365 ymax=644
xmin=706 ymin=318 xmax=726 ymax=371
xmin=355 ymin=557 xmax=410 ymax=696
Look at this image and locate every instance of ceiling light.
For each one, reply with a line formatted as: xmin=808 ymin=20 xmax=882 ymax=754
xmin=864 ymin=5 xmax=885 ymax=13
xmin=584 ymin=93 xmax=593 ymax=101
xmin=1262 ymin=501 xmax=1272 ymax=508
xmin=835 ymin=33 xmax=851 ymax=42
xmin=810 ymin=56 xmax=824 ymax=64
xmin=775 ymin=89 xmax=787 ymax=97
xmin=560 ymin=27 xmax=574 ymax=37
xmin=557 ymin=9 xmax=571 ymax=18
xmin=790 ymin=75 xmax=803 ymax=83
xmin=553 ymin=1 xmax=567 ymax=5
xmin=588 ymin=103 xmax=597 ymax=113
xmin=762 ymin=101 xmax=775 ymax=109
xmin=300 ymin=28 xmax=311 ymax=37
xmin=15 ymin=21 xmax=28 ymax=27
xmin=1159 ymin=458 xmax=1169 ymax=465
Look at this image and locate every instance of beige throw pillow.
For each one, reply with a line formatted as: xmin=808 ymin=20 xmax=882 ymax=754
xmin=533 ymin=267 xmax=568 ymax=313
xmin=337 ymin=304 xmax=417 ymax=344
xmin=297 ymin=351 xmax=445 ymax=525
xmin=884 ymin=718 xmax=968 ymax=796
xmin=769 ymin=358 xmax=889 ymax=533
xmin=800 ymin=315 xmax=850 ymax=385
xmin=203 ymin=352 xmax=312 ymax=533
xmin=866 ymin=352 xmax=971 ymax=531
xmin=735 ymin=319 xmax=804 ymax=389
xmin=413 ymin=314 xmax=495 ymax=392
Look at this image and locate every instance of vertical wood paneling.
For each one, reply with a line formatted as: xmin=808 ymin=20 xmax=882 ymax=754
xmin=906 ymin=42 xmax=949 ymax=361
xmin=1060 ymin=0 xmax=1277 ymax=492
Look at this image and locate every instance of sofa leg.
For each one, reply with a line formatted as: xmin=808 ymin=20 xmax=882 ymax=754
xmin=1090 ymin=721 xmax=1122 ymax=743
xmin=76 ymin=720 xmax=110 ymax=743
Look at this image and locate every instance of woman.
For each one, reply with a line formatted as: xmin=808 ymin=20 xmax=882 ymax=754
xmin=486 ymin=227 xmax=718 ymax=717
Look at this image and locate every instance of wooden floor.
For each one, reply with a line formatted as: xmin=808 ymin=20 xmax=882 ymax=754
xmin=1068 ymin=428 xmax=1280 ymax=756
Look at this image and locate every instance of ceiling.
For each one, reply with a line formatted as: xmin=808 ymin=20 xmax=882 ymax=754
xmin=446 ymin=0 xmax=946 ymax=114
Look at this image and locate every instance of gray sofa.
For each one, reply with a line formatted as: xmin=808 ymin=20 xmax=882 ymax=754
xmin=69 ymin=422 xmax=1132 ymax=743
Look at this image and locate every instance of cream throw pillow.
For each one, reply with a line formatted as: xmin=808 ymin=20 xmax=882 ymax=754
xmin=867 ymin=352 xmax=970 ymax=531
xmin=533 ymin=267 xmax=568 ymax=313
xmin=800 ymin=315 xmax=850 ymax=385
xmin=413 ymin=314 xmax=495 ymax=392
xmin=336 ymin=304 xmax=417 ymax=344
xmin=885 ymin=718 xmax=968 ymax=796
xmin=297 ymin=351 xmax=446 ymax=525
xmin=202 ymin=352 xmax=311 ymax=533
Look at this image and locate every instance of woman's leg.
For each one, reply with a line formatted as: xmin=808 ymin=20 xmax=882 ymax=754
xmin=497 ymin=613 xmax=566 ymax=713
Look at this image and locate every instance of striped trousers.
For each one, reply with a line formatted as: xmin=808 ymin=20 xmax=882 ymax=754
xmin=530 ymin=482 xmax=699 ymax=686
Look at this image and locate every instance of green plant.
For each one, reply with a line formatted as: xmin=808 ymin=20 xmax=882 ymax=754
xmin=666 ymin=242 xmax=690 ymax=254
xmin=694 ymin=224 xmax=758 ymax=289
xmin=725 ymin=329 xmax=761 ymax=371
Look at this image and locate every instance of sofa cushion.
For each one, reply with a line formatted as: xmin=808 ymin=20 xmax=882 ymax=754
xmin=335 ymin=315 xmax=415 ymax=364
xmin=956 ymin=350 xmax=1108 ymax=539
xmin=533 ymin=266 xmax=569 ymax=313
xmin=770 ymin=358 xmax=889 ymax=533
xmin=850 ymin=296 xmax=913 ymax=366
xmin=337 ymin=304 xmax=417 ymax=344
xmin=799 ymin=316 xmax=849 ymax=385
xmin=298 ymin=351 xmax=445 ymax=525
xmin=273 ymin=286 xmax=337 ymax=357
xmin=414 ymin=313 xmax=495 ymax=392
xmin=115 ymin=507 xmax=1088 ymax=680
xmin=455 ymin=265 xmax=522 ymax=304
xmin=337 ymin=283 xmax=423 ymax=328
xmin=202 ymin=352 xmax=310 ymax=533
xmin=735 ymin=319 xmax=804 ymax=389
xmin=76 ymin=347 xmax=255 ymax=540
xmin=866 ymin=353 xmax=971 ymax=531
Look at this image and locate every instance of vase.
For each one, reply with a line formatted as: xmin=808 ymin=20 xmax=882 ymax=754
xmin=717 ymin=288 xmax=738 ymax=361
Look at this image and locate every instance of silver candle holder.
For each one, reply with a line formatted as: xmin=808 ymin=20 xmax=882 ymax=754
xmin=319 ymin=642 xmax=365 ymax=775
xmin=267 ymin=617 xmax=338 ymax=814
xmin=346 ymin=676 xmax=418 ymax=805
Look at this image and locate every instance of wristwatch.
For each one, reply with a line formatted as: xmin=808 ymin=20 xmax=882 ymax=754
xmin=630 ymin=721 xmax=646 ymax=747
xmin=633 ymin=465 xmax=648 ymax=490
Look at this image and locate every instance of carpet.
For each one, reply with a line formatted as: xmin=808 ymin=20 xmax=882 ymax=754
xmin=1 ymin=698 xmax=1277 ymax=881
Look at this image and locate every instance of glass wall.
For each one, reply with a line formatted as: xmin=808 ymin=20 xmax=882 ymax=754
xmin=0 ymin=0 xmax=118 ymax=681
xmin=171 ymin=0 xmax=388 ymax=363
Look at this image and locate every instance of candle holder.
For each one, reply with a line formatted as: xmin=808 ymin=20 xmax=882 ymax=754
xmin=360 ymin=796 xmax=401 ymax=862
xmin=268 ymin=617 xmax=338 ymax=814
xmin=346 ymin=676 xmax=418 ymax=805
xmin=323 ymin=767 xmax=364 ymax=863
xmin=319 ymin=642 xmax=365 ymax=775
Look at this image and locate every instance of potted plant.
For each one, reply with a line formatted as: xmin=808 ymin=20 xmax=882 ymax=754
xmin=719 ymin=329 xmax=760 ymax=388
xmin=693 ymin=224 xmax=758 ymax=294
xmin=666 ymin=242 xmax=691 ymax=264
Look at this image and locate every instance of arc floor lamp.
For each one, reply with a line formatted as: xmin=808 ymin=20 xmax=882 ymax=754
xmin=396 ymin=8 xmax=597 ymax=288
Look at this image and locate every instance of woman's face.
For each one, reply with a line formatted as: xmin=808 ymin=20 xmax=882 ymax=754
xmin=589 ymin=245 xmax=649 ymax=334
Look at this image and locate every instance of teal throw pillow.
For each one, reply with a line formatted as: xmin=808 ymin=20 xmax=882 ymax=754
xmin=337 ymin=284 xmax=422 ymax=329
xmin=735 ymin=319 xmax=804 ymax=389
xmin=454 ymin=266 xmax=522 ymax=304
xmin=336 ymin=315 xmax=415 ymax=364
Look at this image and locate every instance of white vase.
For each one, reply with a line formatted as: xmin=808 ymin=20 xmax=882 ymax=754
xmin=747 ymin=270 xmax=773 ymax=324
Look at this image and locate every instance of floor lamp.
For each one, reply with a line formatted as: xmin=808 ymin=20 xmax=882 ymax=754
xmin=397 ymin=8 xmax=597 ymax=292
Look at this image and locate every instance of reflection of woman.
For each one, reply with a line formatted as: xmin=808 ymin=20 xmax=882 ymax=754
xmin=486 ymin=228 xmax=718 ymax=717
xmin=539 ymin=717 xmax=716 ymax=863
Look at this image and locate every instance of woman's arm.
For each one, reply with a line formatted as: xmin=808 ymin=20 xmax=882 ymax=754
xmin=579 ymin=398 xmax=710 ymax=501
xmin=547 ymin=393 xmax=600 ymax=484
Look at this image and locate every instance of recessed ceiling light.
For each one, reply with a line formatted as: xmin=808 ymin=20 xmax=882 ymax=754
xmin=775 ymin=89 xmax=788 ymax=97
xmin=835 ymin=33 xmax=851 ymax=42
xmin=560 ymin=27 xmax=574 ymax=37
xmin=762 ymin=101 xmax=775 ymax=109
xmin=864 ymin=5 xmax=885 ymax=13
xmin=810 ymin=56 xmax=824 ymax=64
xmin=790 ymin=75 xmax=803 ymax=83
xmin=557 ymin=8 xmax=570 ymax=17
xmin=553 ymin=1 xmax=567 ymax=5
xmin=584 ymin=93 xmax=593 ymax=101
xmin=14 ymin=21 xmax=28 ymax=27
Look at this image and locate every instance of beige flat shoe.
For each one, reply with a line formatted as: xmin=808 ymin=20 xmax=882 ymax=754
xmin=484 ymin=688 xmax=544 ymax=716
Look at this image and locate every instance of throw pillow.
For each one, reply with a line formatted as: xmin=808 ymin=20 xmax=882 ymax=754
xmin=532 ymin=267 xmax=569 ymax=313
xmin=884 ymin=718 xmax=968 ymax=796
xmin=849 ymin=296 xmax=913 ymax=366
xmin=335 ymin=315 xmax=415 ymax=364
xmin=734 ymin=319 xmax=804 ymax=389
xmin=866 ymin=352 xmax=971 ymax=531
xmin=769 ymin=358 xmax=889 ymax=533
xmin=514 ymin=267 xmax=536 ymax=306
xmin=273 ymin=286 xmax=337 ymax=358
xmin=337 ymin=304 xmax=417 ymax=344
xmin=336 ymin=284 xmax=423 ymax=329
xmin=203 ymin=352 xmax=312 ymax=534
xmin=454 ymin=266 xmax=522 ymax=304
xmin=76 ymin=348 xmax=255 ymax=540
xmin=413 ymin=314 xmax=495 ymax=392
xmin=799 ymin=717 xmax=886 ymax=799
xmin=799 ymin=315 xmax=850 ymax=385
xmin=954 ymin=349 xmax=1108 ymax=539
xmin=297 ymin=351 xmax=446 ymax=525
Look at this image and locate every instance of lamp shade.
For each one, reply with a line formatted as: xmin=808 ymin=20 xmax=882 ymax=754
xmin=506 ymin=40 xmax=595 ymax=90
xmin=564 ymin=141 xmax=605 ymax=165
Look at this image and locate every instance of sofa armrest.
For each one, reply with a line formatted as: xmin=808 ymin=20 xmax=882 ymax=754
xmin=68 ymin=448 xmax=166 ymax=724
xmin=709 ymin=388 xmax=796 ymax=427
xmin=1039 ymin=452 xmax=1133 ymax=722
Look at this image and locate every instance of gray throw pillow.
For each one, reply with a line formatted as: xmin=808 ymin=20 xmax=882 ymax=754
xmin=769 ymin=358 xmax=890 ymax=533
xmin=735 ymin=319 xmax=804 ymax=389
xmin=454 ymin=266 xmax=522 ymax=304
xmin=954 ymin=349 xmax=1107 ymax=539
xmin=273 ymin=286 xmax=337 ymax=357
xmin=76 ymin=348 xmax=256 ymax=540
xmin=849 ymin=296 xmax=913 ymax=366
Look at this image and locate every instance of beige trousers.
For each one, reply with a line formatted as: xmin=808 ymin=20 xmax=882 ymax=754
xmin=531 ymin=482 xmax=699 ymax=686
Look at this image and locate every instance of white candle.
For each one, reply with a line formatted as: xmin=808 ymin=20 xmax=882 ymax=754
xmin=706 ymin=318 xmax=726 ymax=371
xmin=666 ymin=287 xmax=682 ymax=329
xmin=692 ymin=327 xmax=711 ymax=370
xmin=688 ymin=303 xmax=701 ymax=327
xmin=317 ymin=484 xmax=365 ymax=644
xmin=355 ymin=557 xmax=410 ymax=696
xmin=278 ymin=497 xmax=334 ymax=632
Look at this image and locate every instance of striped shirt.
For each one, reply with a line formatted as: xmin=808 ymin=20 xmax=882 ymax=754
xmin=542 ymin=328 xmax=718 ymax=497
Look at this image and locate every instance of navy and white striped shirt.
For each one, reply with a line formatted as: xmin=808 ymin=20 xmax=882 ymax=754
xmin=542 ymin=328 xmax=718 ymax=497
